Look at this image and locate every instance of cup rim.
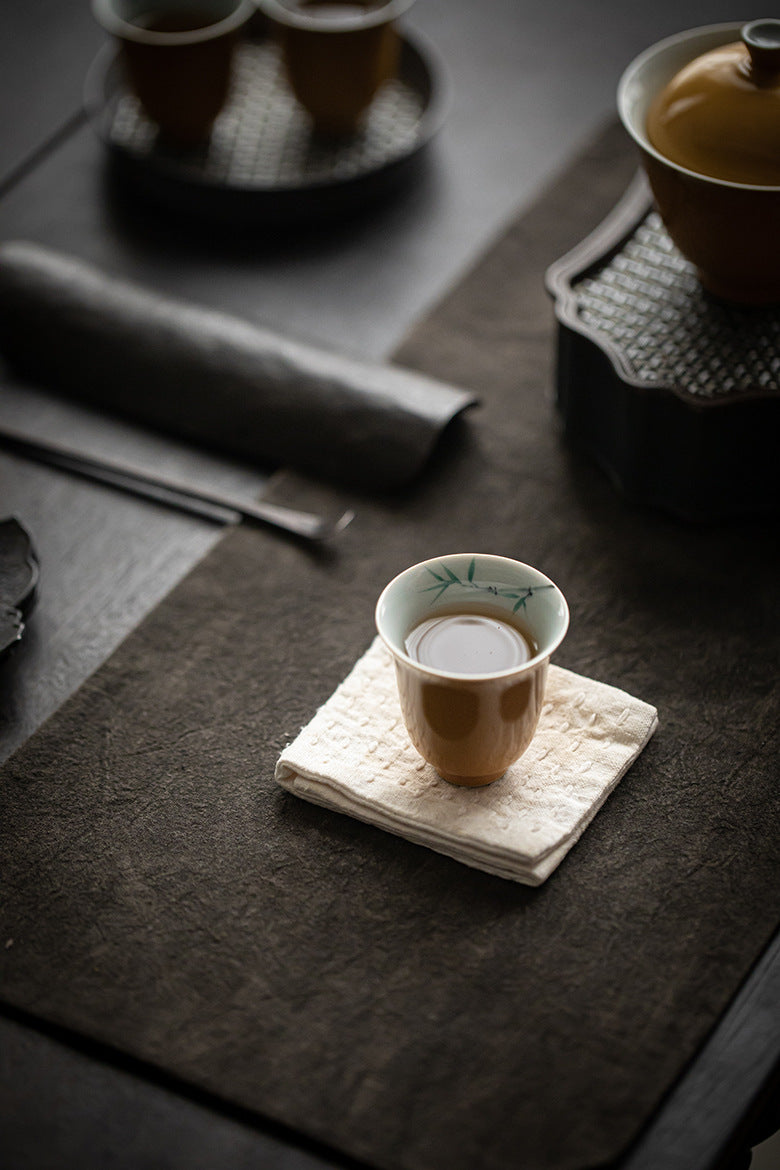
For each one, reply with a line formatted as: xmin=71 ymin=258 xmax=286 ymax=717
xmin=375 ymin=553 xmax=570 ymax=683
xmin=258 ymin=0 xmax=414 ymax=33
xmin=617 ymin=20 xmax=780 ymax=194
xmin=91 ymin=0 xmax=255 ymax=45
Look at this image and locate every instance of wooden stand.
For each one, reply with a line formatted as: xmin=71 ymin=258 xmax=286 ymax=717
xmin=547 ymin=174 xmax=780 ymax=521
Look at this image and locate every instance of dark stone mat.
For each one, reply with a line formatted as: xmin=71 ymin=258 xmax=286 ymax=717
xmin=2 ymin=121 xmax=779 ymax=1170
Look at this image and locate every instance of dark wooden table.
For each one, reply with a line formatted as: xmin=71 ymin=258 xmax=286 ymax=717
xmin=2 ymin=2 xmax=778 ymax=1168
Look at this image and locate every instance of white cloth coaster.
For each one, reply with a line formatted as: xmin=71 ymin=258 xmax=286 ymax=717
xmin=275 ymin=638 xmax=658 ymax=885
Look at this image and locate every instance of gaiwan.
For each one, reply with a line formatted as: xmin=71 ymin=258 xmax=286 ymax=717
xmin=618 ymin=19 xmax=780 ymax=302
xmin=646 ymin=19 xmax=780 ymax=186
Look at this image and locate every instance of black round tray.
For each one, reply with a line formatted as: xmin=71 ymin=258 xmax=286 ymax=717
xmin=84 ymin=29 xmax=447 ymax=225
xmin=0 ymin=516 xmax=39 ymax=661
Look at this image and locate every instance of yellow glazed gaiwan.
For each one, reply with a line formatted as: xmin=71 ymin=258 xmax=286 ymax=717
xmin=619 ymin=20 xmax=780 ymax=303
xmin=647 ymin=20 xmax=780 ymax=186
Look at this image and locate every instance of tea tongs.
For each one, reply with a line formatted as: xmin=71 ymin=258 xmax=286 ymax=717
xmin=0 ymin=423 xmax=354 ymax=544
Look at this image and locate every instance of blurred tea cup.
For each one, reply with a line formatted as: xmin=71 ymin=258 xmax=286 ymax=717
xmin=92 ymin=0 xmax=254 ymax=144
xmin=375 ymin=554 xmax=569 ymax=787
xmin=259 ymin=0 xmax=413 ymax=136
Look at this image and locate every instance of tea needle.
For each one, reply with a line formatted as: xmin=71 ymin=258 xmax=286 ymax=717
xmin=0 ymin=423 xmax=354 ymax=543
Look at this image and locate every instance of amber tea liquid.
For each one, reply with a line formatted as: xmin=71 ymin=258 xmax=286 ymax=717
xmin=131 ymin=9 xmax=218 ymax=31
xmin=292 ymin=0 xmax=386 ymax=16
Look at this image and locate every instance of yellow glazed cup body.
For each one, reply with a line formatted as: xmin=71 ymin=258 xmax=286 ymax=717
xmin=260 ymin=0 xmax=413 ymax=136
xmin=92 ymin=0 xmax=254 ymax=144
xmin=375 ymin=554 xmax=569 ymax=787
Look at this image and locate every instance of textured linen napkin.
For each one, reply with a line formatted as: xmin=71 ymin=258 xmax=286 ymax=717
xmin=275 ymin=638 xmax=659 ymax=885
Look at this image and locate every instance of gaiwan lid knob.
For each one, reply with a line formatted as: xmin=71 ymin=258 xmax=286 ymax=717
xmin=647 ymin=19 xmax=780 ymax=185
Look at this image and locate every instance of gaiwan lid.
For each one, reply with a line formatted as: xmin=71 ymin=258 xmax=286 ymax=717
xmin=647 ymin=19 xmax=780 ymax=185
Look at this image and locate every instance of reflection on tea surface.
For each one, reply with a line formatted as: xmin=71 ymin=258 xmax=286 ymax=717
xmin=405 ymin=608 xmax=536 ymax=675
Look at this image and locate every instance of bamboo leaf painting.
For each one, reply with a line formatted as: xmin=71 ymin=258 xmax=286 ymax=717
xmin=422 ymin=561 xmax=552 ymax=610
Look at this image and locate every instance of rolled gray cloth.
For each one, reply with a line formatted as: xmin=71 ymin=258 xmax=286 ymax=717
xmin=0 ymin=241 xmax=477 ymax=489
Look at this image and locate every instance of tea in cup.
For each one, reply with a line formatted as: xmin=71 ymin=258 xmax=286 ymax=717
xmin=92 ymin=0 xmax=254 ymax=143
xmin=375 ymin=554 xmax=569 ymax=786
xmin=259 ymin=0 xmax=413 ymax=136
